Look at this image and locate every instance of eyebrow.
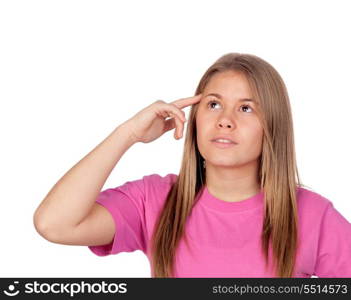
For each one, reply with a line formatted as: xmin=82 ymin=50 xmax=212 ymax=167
xmin=204 ymin=93 xmax=257 ymax=104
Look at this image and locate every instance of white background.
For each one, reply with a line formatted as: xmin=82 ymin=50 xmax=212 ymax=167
xmin=1 ymin=0 xmax=350 ymax=278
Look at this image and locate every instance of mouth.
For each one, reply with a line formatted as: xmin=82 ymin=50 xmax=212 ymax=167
xmin=211 ymin=139 xmax=237 ymax=149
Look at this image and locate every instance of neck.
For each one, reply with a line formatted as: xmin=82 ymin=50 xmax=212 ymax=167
xmin=205 ymin=159 xmax=261 ymax=202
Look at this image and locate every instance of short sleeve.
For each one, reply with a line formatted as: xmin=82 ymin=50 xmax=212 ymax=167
xmin=313 ymin=202 xmax=351 ymax=277
xmin=88 ymin=175 xmax=148 ymax=257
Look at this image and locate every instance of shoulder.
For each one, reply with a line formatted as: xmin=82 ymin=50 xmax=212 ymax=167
xmin=116 ymin=173 xmax=177 ymax=193
xmin=296 ymin=186 xmax=333 ymax=221
xmin=296 ymin=186 xmax=331 ymax=209
xmin=142 ymin=173 xmax=178 ymax=187
xmin=141 ymin=173 xmax=178 ymax=208
xmin=297 ymin=186 xmax=331 ymax=207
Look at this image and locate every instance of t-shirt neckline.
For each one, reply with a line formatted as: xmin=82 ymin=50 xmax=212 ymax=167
xmin=199 ymin=185 xmax=264 ymax=213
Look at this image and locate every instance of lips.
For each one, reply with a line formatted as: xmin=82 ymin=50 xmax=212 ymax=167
xmin=210 ymin=136 xmax=237 ymax=144
xmin=211 ymin=140 xmax=237 ymax=148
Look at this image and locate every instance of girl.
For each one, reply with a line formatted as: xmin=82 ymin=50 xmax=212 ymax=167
xmin=34 ymin=53 xmax=351 ymax=278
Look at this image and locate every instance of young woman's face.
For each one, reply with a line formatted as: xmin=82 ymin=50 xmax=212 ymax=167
xmin=196 ymin=70 xmax=263 ymax=168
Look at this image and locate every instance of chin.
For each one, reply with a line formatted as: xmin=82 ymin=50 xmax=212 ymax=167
xmin=208 ymin=161 xmax=239 ymax=168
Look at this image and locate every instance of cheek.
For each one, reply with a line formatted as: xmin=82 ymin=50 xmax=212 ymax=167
xmin=248 ymin=126 xmax=264 ymax=151
xmin=241 ymin=123 xmax=263 ymax=144
xmin=196 ymin=115 xmax=210 ymax=146
xmin=252 ymin=123 xmax=263 ymax=138
xmin=196 ymin=119 xmax=205 ymax=141
xmin=196 ymin=107 xmax=213 ymax=126
xmin=196 ymin=109 xmax=208 ymax=131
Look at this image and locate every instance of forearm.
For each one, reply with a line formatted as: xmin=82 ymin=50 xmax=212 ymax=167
xmin=34 ymin=121 xmax=137 ymax=232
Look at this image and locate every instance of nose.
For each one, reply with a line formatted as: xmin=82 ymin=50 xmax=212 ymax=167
xmin=218 ymin=122 xmax=232 ymax=128
xmin=217 ymin=115 xmax=236 ymax=129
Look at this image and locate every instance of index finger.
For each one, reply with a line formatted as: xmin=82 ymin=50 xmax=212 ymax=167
xmin=171 ymin=93 xmax=203 ymax=109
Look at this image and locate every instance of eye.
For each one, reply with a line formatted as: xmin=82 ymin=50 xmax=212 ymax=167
xmin=207 ymin=100 xmax=253 ymax=113
xmin=240 ymin=104 xmax=253 ymax=113
xmin=207 ymin=100 xmax=221 ymax=109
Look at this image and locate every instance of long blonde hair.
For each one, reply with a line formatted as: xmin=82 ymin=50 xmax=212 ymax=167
xmin=151 ymin=52 xmax=307 ymax=277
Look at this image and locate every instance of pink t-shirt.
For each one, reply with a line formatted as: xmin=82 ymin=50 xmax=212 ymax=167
xmin=88 ymin=173 xmax=351 ymax=278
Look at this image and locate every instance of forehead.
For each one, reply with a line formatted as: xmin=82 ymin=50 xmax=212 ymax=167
xmin=203 ymin=71 xmax=253 ymax=98
xmin=202 ymin=71 xmax=256 ymax=103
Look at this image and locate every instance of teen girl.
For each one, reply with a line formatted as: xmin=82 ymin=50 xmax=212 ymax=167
xmin=34 ymin=53 xmax=351 ymax=277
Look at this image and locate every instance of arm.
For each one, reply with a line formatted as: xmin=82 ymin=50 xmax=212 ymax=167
xmin=33 ymin=121 xmax=137 ymax=243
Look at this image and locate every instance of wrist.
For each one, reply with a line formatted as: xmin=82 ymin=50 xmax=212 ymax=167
xmin=117 ymin=121 xmax=139 ymax=145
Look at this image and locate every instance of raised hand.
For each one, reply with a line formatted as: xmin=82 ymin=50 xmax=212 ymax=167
xmin=124 ymin=94 xmax=202 ymax=143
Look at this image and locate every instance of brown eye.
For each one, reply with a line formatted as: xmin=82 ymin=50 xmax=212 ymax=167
xmin=207 ymin=100 xmax=220 ymax=109
xmin=240 ymin=105 xmax=253 ymax=113
xmin=240 ymin=105 xmax=253 ymax=111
